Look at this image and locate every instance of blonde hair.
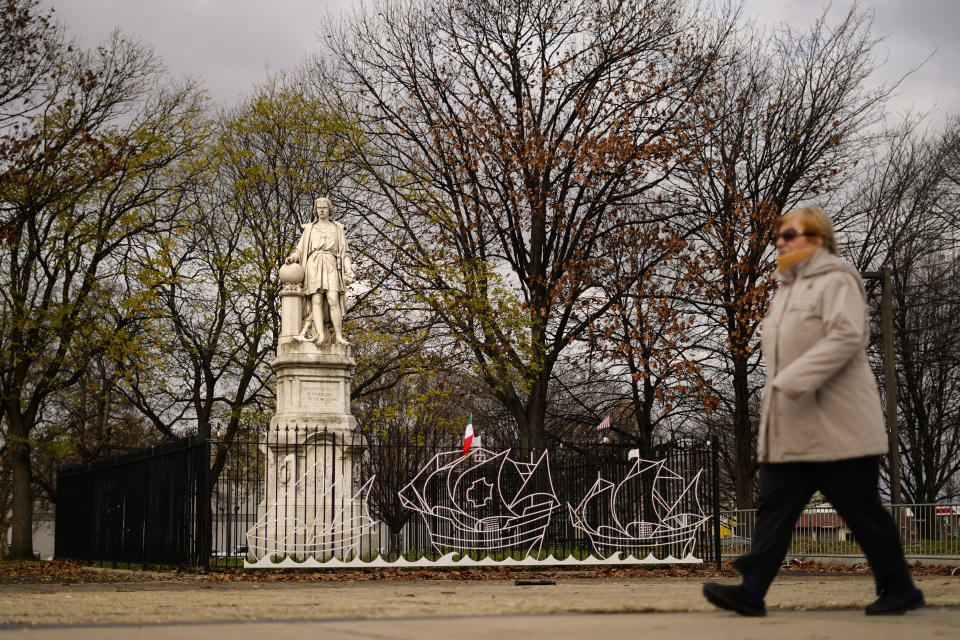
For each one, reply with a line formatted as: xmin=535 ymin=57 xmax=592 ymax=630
xmin=774 ymin=205 xmax=837 ymax=255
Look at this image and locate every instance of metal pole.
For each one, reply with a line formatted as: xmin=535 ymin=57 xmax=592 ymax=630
xmin=882 ymin=265 xmax=902 ymax=505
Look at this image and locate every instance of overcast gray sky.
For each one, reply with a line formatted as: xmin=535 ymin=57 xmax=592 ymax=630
xmin=47 ymin=0 xmax=958 ymax=129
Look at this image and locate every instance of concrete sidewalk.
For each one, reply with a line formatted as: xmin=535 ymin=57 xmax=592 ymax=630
xmin=2 ymin=610 xmax=960 ymax=640
xmin=2 ymin=575 xmax=958 ymax=638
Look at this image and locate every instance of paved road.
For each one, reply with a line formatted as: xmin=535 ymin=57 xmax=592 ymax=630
xmin=2 ymin=575 xmax=958 ymax=638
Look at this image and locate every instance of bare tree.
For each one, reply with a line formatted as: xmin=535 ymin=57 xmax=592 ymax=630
xmin=0 ymin=0 xmax=59 ymax=128
xmin=673 ymin=7 xmax=891 ymax=507
xmin=0 ymin=14 xmax=206 ymax=556
xmin=843 ymin=117 xmax=960 ymax=502
xmin=545 ymin=211 xmax=717 ymax=459
xmin=321 ymin=0 xmax=729 ymax=450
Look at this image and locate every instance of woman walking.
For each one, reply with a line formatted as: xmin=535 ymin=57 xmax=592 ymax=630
xmin=703 ymin=206 xmax=923 ymax=616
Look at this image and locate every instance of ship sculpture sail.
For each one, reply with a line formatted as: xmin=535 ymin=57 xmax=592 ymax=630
xmin=399 ymin=448 xmax=560 ymax=556
xmin=567 ymin=456 xmax=708 ymax=559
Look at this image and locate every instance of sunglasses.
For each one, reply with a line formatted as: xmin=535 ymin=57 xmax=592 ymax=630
xmin=771 ymin=229 xmax=818 ymax=245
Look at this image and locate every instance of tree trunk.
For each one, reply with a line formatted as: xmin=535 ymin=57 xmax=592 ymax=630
xmin=502 ymin=371 xmax=549 ymax=455
xmin=637 ymin=373 xmax=656 ymax=459
xmin=9 ymin=426 xmax=34 ymax=559
xmin=389 ymin=529 xmax=402 ymax=556
xmin=521 ymin=377 xmax=549 ymax=454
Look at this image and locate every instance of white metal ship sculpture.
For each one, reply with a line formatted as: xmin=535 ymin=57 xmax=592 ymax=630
xmin=567 ymin=454 xmax=708 ymax=558
xmin=245 ymin=454 xmax=378 ymax=563
xmin=399 ymin=448 xmax=560 ymax=556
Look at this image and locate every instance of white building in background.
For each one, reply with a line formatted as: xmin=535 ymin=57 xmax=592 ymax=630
xmin=3 ymin=512 xmax=54 ymax=560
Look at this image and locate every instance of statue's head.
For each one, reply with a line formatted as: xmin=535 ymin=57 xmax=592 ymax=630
xmin=314 ymin=197 xmax=333 ymax=220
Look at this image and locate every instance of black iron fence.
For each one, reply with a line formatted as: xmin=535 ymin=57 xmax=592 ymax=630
xmin=57 ymin=428 xmax=722 ymax=569
xmin=55 ymin=436 xmax=210 ymax=567
xmin=211 ymin=428 xmax=721 ymax=568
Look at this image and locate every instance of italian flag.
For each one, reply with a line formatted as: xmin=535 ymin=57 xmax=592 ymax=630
xmin=463 ymin=415 xmax=474 ymax=456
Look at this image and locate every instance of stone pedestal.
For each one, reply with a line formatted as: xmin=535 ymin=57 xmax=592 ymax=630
xmin=272 ymin=340 xmax=357 ymax=432
xmin=247 ymin=287 xmax=372 ymax=562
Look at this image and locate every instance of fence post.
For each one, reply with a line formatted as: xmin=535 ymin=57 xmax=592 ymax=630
xmin=881 ymin=265 xmax=902 ymax=506
xmin=711 ymin=434 xmax=722 ymax=570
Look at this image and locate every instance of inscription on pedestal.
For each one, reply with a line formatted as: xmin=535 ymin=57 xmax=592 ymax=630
xmin=301 ymin=380 xmax=340 ymax=411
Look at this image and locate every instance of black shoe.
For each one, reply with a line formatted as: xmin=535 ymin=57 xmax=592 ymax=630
xmin=703 ymin=582 xmax=766 ymax=617
xmin=865 ymin=588 xmax=925 ymax=615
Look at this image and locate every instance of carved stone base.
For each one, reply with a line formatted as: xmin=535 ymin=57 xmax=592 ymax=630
xmin=246 ymin=341 xmax=371 ymax=562
xmin=247 ymin=428 xmax=372 ymax=562
xmin=272 ymin=341 xmax=356 ymax=433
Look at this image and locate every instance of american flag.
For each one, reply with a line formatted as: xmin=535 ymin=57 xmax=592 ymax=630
xmin=596 ymin=415 xmax=611 ymax=431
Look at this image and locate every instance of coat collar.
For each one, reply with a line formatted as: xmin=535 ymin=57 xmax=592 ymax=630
xmin=774 ymin=248 xmax=843 ymax=283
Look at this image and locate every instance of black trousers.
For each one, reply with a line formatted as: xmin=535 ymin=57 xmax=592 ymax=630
xmin=734 ymin=456 xmax=914 ymax=597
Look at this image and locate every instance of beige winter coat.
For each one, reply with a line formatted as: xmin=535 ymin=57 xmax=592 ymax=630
xmin=758 ymin=248 xmax=888 ymax=463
